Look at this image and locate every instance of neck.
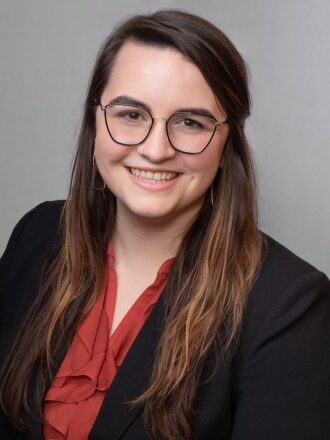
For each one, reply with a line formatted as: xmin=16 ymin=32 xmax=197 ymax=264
xmin=111 ymin=201 xmax=201 ymax=272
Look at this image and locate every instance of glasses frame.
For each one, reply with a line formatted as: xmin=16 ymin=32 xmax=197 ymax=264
xmin=99 ymin=103 xmax=227 ymax=155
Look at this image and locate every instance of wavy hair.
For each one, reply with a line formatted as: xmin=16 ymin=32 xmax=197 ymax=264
xmin=0 ymin=9 xmax=264 ymax=439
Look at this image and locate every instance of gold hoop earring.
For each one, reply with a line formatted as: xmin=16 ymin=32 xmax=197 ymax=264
xmin=92 ymin=141 xmax=105 ymax=191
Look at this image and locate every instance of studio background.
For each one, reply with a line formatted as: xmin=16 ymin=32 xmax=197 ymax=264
xmin=0 ymin=0 xmax=329 ymax=275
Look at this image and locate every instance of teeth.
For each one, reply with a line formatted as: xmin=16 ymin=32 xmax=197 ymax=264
xmin=130 ymin=168 xmax=178 ymax=181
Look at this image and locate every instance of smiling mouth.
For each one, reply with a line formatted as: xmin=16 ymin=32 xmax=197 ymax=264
xmin=129 ymin=167 xmax=179 ymax=182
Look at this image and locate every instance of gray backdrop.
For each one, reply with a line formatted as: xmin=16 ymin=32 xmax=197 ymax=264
xmin=1 ymin=0 xmax=329 ymax=275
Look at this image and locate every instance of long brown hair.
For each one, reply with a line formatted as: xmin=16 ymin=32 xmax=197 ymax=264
xmin=0 ymin=9 xmax=264 ymax=439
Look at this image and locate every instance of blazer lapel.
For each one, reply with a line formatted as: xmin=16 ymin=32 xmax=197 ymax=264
xmin=89 ymin=287 xmax=167 ymax=440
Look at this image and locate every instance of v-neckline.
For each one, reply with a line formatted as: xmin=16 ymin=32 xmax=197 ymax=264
xmin=105 ymin=242 xmax=174 ymax=339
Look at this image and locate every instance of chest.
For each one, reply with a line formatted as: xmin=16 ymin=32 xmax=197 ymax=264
xmin=109 ymin=266 xmax=164 ymax=336
xmin=110 ymin=280 xmax=146 ymax=336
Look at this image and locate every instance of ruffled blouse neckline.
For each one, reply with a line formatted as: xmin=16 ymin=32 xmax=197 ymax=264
xmin=43 ymin=243 xmax=174 ymax=440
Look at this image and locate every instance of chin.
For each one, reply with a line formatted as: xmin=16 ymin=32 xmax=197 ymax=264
xmin=130 ymin=207 xmax=173 ymax=220
xmin=122 ymin=198 xmax=177 ymax=220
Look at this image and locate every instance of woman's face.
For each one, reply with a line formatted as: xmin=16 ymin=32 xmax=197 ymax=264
xmin=95 ymin=40 xmax=229 ymax=226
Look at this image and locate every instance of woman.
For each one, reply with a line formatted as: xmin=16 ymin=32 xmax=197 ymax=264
xmin=0 ymin=9 xmax=329 ymax=440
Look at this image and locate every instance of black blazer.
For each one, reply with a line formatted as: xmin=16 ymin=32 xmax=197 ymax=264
xmin=1 ymin=201 xmax=330 ymax=440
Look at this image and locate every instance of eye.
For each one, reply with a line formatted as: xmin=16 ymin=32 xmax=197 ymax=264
xmin=173 ymin=115 xmax=206 ymax=130
xmin=108 ymin=105 xmax=150 ymax=124
xmin=181 ymin=118 xmax=204 ymax=129
xmin=118 ymin=111 xmax=144 ymax=121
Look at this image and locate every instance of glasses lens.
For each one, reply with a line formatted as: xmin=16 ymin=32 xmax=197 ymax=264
xmin=105 ymin=105 xmax=151 ymax=145
xmin=167 ymin=113 xmax=216 ymax=153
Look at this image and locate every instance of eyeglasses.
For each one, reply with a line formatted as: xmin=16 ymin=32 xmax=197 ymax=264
xmin=99 ymin=103 xmax=227 ymax=154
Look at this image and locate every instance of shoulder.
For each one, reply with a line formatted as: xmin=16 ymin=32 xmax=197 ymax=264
xmin=250 ymin=232 xmax=330 ymax=313
xmin=246 ymin=231 xmax=330 ymax=327
xmin=249 ymin=234 xmax=329 ymax=307
xmin=0 ymin=201 xmax=65 ymax=336
xmin=1 ymin=199 xmax=66 ymax=265
xmin=237 ymin=231 xmax=330 ymax=361
xmin=259 ymin=232 xmax=323 ymax=281
xmin=0 ymin=200 xmax=65 ymax=302
xmin=8 ymin=200 xmax=65 ymax=245
xmin=2 ymin=200 xmax=65 ymax=261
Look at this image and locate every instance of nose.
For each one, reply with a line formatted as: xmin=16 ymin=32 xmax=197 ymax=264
xmin=137 ymin=117 xmax=176 ymax=162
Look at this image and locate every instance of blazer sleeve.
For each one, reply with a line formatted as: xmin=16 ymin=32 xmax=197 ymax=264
xmin=0 ymin=202 xmax=54 ymax=439
xmin=231 ymin=269 xmax=330 ymax=440
xmin=0 ymin=213 xmax=35 ymax=440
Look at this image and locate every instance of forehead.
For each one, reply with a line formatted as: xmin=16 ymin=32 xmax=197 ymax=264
xmin=101 ymin=40 xmax=223 ymax=117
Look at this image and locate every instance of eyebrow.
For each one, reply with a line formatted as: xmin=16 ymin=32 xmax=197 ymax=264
xmin=107 ymin=95 xmax=218 ymax=120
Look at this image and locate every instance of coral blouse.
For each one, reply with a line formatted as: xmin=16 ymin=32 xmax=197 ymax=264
xmin=43 ymin=243 xmax=174 ymax=440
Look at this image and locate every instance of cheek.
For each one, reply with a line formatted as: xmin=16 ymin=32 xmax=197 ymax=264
xmin=185 ymin=146 xmax=223 ymax=181
xmin=94 ymin=141 xmax=128 ymax=171
xmin=95 ymin=114 xmax=128 ymax=165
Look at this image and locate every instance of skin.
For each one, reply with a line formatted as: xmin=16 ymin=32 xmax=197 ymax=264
xmin=94 ymin=41 xmax=229 ymax=332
